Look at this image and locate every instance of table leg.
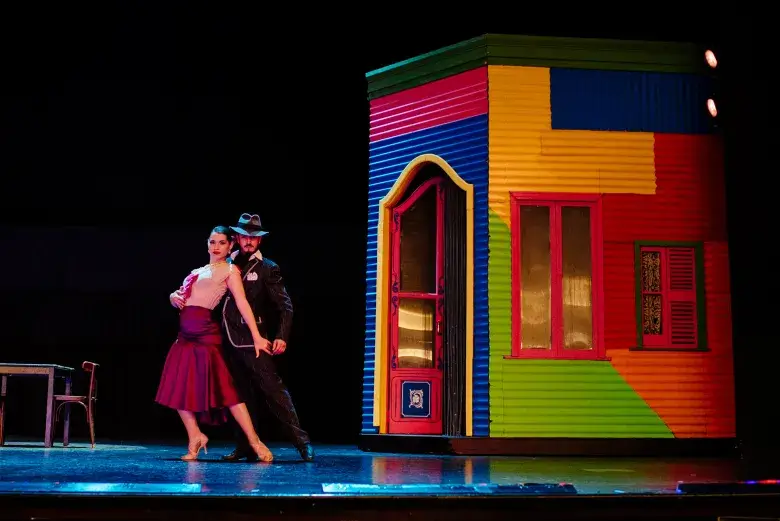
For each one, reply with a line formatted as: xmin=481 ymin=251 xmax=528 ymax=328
xmin=0 ymin=375 xmax=6 ymax=446
xmin=63 ymin=376 xmax=72 ymax=447
xmin=44 ymin=371 xmax=54 ymax=448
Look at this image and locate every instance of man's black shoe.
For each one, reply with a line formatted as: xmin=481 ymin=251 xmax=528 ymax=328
xmin=221 ymin=448 xmax=259 ymax=462
xmin=297 ymin=443 xmax=315 ymax=462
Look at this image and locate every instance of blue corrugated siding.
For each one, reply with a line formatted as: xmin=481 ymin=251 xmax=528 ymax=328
xmin=363 ymin=115 xmax=490 ymax=436
xmin=550 ymin=68 xmax=715 ymax=134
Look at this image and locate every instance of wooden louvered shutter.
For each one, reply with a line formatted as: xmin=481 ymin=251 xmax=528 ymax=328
xmin=666 ymin=247 xmax=698 ymax=347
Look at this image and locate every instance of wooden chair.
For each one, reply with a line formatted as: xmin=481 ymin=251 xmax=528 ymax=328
xmin=53 ymin=361 xmax=98 ymax=448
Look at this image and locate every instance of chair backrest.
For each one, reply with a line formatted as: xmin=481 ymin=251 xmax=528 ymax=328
xmin=82 ymin=361 xmax=99 ymax=402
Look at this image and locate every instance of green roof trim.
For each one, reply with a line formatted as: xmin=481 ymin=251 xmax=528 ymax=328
xmin=366 ymin=33 xmax=709 ymax=99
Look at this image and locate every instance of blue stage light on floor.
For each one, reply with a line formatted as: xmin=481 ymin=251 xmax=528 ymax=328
xmin=0 ymin=482 xmax=202 ymax=495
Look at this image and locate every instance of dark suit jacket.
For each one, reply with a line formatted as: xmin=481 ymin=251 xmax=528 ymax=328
xmin=222 ymin=252 xmax=293 ymax=348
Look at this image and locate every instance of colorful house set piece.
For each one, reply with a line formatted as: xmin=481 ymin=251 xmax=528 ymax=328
xmin=361 ymin=34 xmax=733 ymax=454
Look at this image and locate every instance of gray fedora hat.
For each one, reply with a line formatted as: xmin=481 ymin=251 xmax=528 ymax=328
xmin=230 ymin=213 xmax=269 ymax=237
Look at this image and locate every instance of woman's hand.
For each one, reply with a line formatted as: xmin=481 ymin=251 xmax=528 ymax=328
xmin=272 ymin=339 xmax=287 ymax=355
xmin=254 ymin=336 xmax=272 ymax=358
xmin=170 ymin=291 xmax=185 ymax=309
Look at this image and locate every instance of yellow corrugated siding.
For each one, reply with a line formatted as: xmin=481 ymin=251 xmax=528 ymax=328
xmin=487 ymin=65 xmax=656 ymax=226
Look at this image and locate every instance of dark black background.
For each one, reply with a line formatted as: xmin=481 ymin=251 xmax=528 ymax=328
xmin=0 ymin=2 xmax=771 ymax=454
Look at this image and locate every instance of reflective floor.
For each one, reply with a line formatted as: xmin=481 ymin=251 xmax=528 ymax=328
xmin=0 ymin=439 xmax=771 ymax=497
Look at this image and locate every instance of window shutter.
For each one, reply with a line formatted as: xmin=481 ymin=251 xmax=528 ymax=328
xmin=666 ymin=247 xmax=698 ymax=347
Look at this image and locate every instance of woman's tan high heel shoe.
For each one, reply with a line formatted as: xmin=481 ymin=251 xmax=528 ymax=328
xmin=181 ymin=433 xmax=209 ymax=461
xmin=250 ymin=439 xmax=273 ymax=463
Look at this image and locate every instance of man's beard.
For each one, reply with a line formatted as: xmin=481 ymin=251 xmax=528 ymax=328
xmin=234 ymin=248 xmax=254 ymax=266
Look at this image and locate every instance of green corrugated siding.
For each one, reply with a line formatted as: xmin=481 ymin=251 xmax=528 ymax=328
xmin=490 ymin=360 xmax=674 ymax=437
xmin=366 ymin=34 xmax=708 ymax=99
xmin=487 ymin=210 xmax=673 ymax=438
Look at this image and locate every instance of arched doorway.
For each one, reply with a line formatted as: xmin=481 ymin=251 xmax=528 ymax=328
xmin=386 ymin=162 xmax=469 ymax=436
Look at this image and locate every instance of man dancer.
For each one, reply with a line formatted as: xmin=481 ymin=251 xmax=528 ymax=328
xmin=220 ymin=213 xmax=314 ymax=462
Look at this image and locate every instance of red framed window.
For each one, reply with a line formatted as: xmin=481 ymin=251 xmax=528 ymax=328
xmin=509 ymin=193 xmax=605 ymax=360
xmin=634 ymin=242 xmax=708 ymax=351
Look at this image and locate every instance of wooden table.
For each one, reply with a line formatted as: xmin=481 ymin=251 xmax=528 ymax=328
xmin=0 ymin=363 xmax=74 ymax=448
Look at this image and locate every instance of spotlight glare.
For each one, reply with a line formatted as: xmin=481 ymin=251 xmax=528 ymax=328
xmin=707 ymin=98 xmax=717 ymax=117
xmin=705 ymin=49 xmax=718 ymax=68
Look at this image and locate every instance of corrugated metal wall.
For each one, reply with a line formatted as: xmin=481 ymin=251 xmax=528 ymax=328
xmin=603 ymin=134 xmax=734 ymax=438
xmin=488 ymin=357 xmax=673 ymax=437
xmin=488 ymin=65 xmax=657 ymax=228
xmin=550 ymin=68 xmax=715 ymax=134
xmin=487 ymin=65 xmax=731 ymax=438
xmin=369 ymin=68 xmax=489 ymax=143
xmin=487 ymin=64 xmax=668 ymax=437
xmin=488 ymin=210 xmax=672 ymax=437
xmin=364 ymin=68 xmax=491 ymax=435
xmin=602 ymin=134 xmax=727 ymax=242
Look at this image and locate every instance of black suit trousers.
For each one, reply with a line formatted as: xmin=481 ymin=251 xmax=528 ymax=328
xmin=223 ymin=346 xmax=310 ymax=449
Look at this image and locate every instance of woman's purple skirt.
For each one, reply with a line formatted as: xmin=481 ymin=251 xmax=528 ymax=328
xmin=155 ymin=306 xmax=241 ymax=425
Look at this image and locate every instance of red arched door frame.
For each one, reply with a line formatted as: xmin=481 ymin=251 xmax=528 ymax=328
xmin=387 ymin=176 xmax=444 ymax=435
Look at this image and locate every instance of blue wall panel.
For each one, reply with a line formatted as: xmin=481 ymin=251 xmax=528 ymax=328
xmin=550 ymin=68 xmax=715 ymax=134
xmin=364 ymin=115 xmax=490 ymax=436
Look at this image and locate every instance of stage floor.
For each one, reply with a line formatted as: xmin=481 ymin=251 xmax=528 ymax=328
xmin=4 ymin=439 xmax=780 ymax=520
xmin=0 ymin=438 xmax=775 ymax=497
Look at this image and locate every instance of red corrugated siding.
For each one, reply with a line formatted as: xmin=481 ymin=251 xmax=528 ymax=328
xmin=368 ymin=67 xmax=488 ymax=143
xmin=603 ymin=242 xmax=636 ymax=352
xmin=602 ymin=133 xmax=734 ymax=438
xmin=603 ymin=134 xmax=727 ymax=242
xmin=701 ymin=241 xmax=735 ymax=436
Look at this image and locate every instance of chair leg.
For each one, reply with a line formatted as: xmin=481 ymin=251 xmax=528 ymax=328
xmin=51 ymin=403 xmax=62 ymax=446
xmin=0 ymin=376 xmax=6 ymax=446
xmin=87 ymin=405 xmax=95 ymax=448
xmin=0 ymin=396 xmax=5 ymax=447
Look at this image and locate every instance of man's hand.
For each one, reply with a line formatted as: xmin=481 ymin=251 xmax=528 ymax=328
xmin=170 ymin=291 xmax=185 ymax=309
xmin=254 ymin=337 xmax=272 ymax=358
xmin=272 ymin=339 xmax=287 ymax=355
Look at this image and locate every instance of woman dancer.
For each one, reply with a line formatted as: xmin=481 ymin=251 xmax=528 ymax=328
xmin=155 ymin=225 xmax=273 ymax=462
